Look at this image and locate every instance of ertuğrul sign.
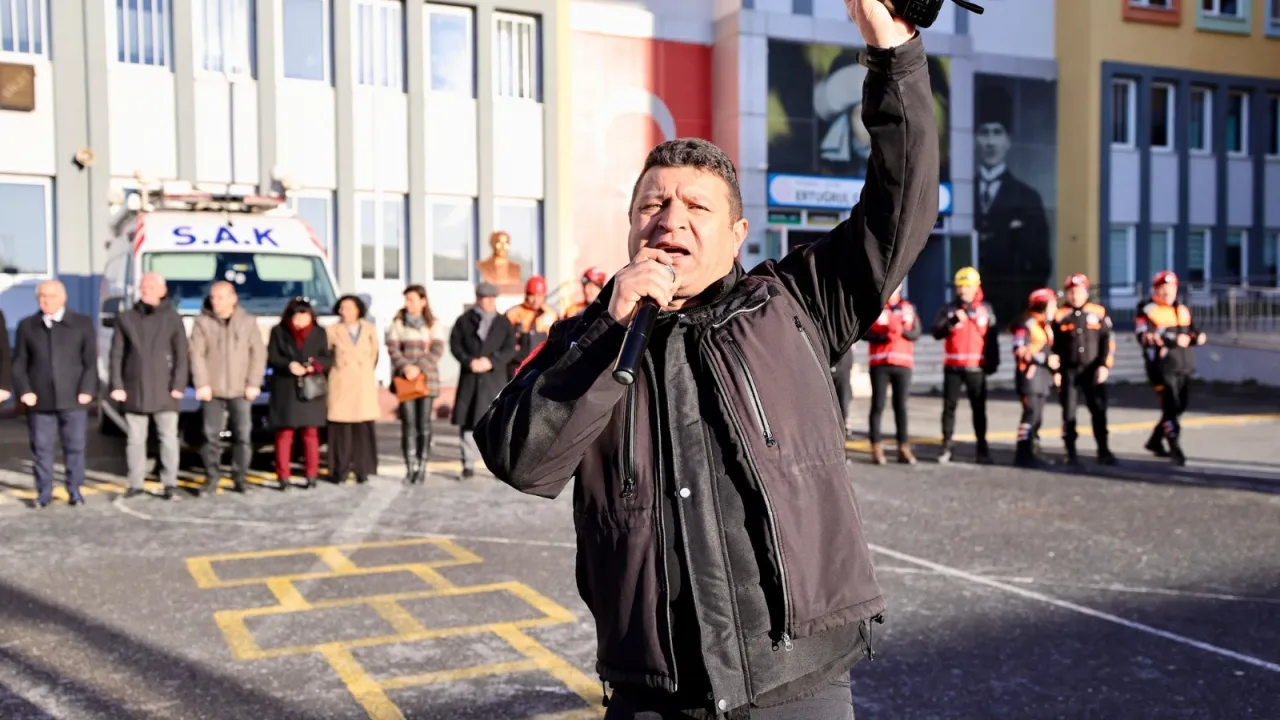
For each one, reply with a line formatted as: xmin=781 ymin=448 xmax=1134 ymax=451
xmin=0 ymin=62 xmax=35 ymax=112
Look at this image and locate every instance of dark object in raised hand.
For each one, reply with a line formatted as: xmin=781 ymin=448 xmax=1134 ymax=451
xmin=876 ymin=0 xmax=984 ymax=29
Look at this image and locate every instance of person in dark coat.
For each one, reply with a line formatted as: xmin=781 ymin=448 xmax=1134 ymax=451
xmin=0 ymin=309 xmax=12 ymax=406
xmin=13 ymin=279 xmax=98 ymax=508
xmin=266 ymin=298 xmax=333 ymax=490
xmin=449 ymin=282 xmax=515 ymax=478
xmin=974 ymin=82 xmax=1052 ymax=326
xmin=109 ymin=272 xmax=189 ymax=500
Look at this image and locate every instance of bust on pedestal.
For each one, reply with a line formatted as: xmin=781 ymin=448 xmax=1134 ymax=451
xmin=476 ymin=231 xmax=523 ymax=294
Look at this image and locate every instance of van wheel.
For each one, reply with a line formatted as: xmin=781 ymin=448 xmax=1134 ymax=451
xmin=98 ymin=406 xmax=125 ymax=437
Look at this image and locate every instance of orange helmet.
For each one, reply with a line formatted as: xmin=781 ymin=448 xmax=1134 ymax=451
xmin=525 ymin=275 xmax=547 ymax=295
xmin=1028 ymin=287 xmax=1057 ymax=309
xmin=1063 ymin=273 xmax=1089 ymax=290
xmin=582 ymin=267 xmax=607 ymax=286
xmin=1153 ymin=270 xmax=1178 ymax=287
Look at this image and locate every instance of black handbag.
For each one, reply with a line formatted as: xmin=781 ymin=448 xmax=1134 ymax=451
xmin=296 ymin=372 xmax=327 ymax=401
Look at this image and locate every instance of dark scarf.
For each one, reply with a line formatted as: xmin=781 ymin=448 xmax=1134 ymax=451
xmin=289 ymin=322 xmax=314 ymax=348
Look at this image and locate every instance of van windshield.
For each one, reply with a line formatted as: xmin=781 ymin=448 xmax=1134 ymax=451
xmin=142 ymin=251 xmax=338 ymax=316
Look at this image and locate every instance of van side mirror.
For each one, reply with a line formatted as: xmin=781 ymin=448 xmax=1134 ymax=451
xmin=101 ymin=296 xmax=125 ymax=328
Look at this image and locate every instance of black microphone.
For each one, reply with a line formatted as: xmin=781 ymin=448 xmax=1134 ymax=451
xmin=612 ymin=299 xmax=660 ymax=385
xmin=878 ymin=0 xmax=984 ymax=29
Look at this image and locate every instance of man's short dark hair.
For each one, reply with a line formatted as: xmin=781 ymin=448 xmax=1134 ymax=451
xmin=629 ymin=138 xmax=743 ymax=222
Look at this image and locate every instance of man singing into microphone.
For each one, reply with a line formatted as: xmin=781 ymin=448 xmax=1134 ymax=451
xmin=475 ymin=2 xmax=937 ymax=717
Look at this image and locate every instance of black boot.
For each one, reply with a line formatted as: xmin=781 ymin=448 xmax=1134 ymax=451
xmin=1063 ymin=436 xmax=1080 ymax=467
xmin=1167 ymin=437 xmax=1187 ymax=466
xmin=233 ymin=473 xmax=247 ymax=493
xmin=1014 ymin=441 xmax=1046 ymax=469
xmin=413 ymin=434 xmax=429 ymax=483
xmin=401 ymin=433 xmax=418 ymax=484
xmin=1097 ymin=435 xmax=1118 ymax=465
xmin=1145 ymin=426 xmax=1169 ymax=457
xmin=975 ymin=440 xmax=993 ymax=465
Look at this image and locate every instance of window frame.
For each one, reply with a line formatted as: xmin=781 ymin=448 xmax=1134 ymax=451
xmin=0 ymin=0 xmax=49 ymax=59
xmin=354 ymin=192 xmax=405 ymax=282
xmin=1270 ymin=0 xmax=1280 ymax=35
xmin=1188 ymin=85 xmax=1213 ymax=154
xmin=291 ymin=190 xmax=334 ymax=260
xmin=196 ymin=0 xmax=257 ymax=78
xmin=1130 ymin=0 xmax=1172 ymax=7
xmin=115 ymin=0 xmax=173 ymax=69
xmin=1150 ymin=81 xmax=1175 ymax=151
xmin=1265 ymin=229 xmax=1280 ymax=287
xmin=1266 ymin=93 xmax=1280 ymax=159
xmin=1108 ymin=224 xmax=1138 ymax=297
xmin=1224 ymin=228 xmax=1248 ymax=285
xmin=0 ymin=174 xmax=54 ymax=277
xmin=1225 ymin=89 xmax=1249 ymax=157
xmin=1111 ymin=78 xmax=1138 ymax=149
xmin=428 ymin=194 xmax=478 ymax=282
xmin=1149 ymin=226 xmax=1175 ymax=275
xmin=492 ymin=197 xmax=544 ymax=278
xmin=492 ymin=11 xmax=540 ymax=102
xmin=1201 ymin=0 xmax=1243 ymax=17
xmin=1187 ymin=226 xmax=1212 ymax=290
xmin=280 ymin=0 xmax=331 ymax=83
xmin=355 ymin=0 xmax=404 ymax=91
xmin=424 ymin=3 xmax=475 ymax=97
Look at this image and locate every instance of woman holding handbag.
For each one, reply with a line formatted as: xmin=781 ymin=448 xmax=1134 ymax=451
xmin=267 ymin=297 xmax=332 ymax=490
xmin=325 ymin=295 xmax=381 ymax=484
xmin=385 ymin=285 xmax=443 ymax=485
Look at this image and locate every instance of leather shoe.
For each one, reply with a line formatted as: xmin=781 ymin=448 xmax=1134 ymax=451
xmin=69 ymin=493 xmax=85 ymax=506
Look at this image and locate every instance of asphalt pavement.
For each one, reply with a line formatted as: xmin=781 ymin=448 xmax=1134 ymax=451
xmin=0 ymin=381 xmax=1277 ymax=719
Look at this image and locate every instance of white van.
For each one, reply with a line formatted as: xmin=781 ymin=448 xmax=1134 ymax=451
xmin=97 ymin=183 xmax=353 ymax=452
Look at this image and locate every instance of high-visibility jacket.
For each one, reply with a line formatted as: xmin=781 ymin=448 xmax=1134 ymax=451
xmin=1011 ymin=312 xmax=1054 ymax=395
xmin=1135 ymin=299 xmax=1199 ymax=376
xmin=931 ymin=299 xmax=998 ymax=371
xmin=864 ymin=300 xmax=921 ymax=368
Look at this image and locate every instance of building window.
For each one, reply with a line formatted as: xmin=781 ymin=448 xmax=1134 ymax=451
xmin=356 ymin=0 xmax=403 ymax=90
xmin=426 ymin=4 xmax=474 ymax=96
xmin=1263 ymin=230 xmax=1279 ymax=286
xmin=1224 ymin=229 xmax=1246 ymax=284
xmin=294 ymin=193 xmax=334 ymax=259
xmin=1189 ymin=86 xmax=1212 ymax=152
xmin=1132 ymin=0 xmax=1172 ymax=6
xmin=1108 ymin=225 xmax=1136 ymax=292
xmin=1201 ymin=0 xmax=1242 ymax=16
xmin=1111 ymin=78 xmax=1137 ymax=147
xmin=429 ymin=196 xmax=477 ymax=281
xmin=493 ymin=12 xmax=539 ymax=101
xmin=357 ymin=194 xmax=404 ymax=281
xmin=282 ymin=0 xmax=329 ymax=81
xmin=1149 ymin=227 xmax=1174 ymax=274
xmin=1226 ymin=90 xmax=1249 ymax=155
xmin=0 ymin=178 xmax=52 ymax=275
xmin=0 ymin=0 xmax=47 ymax=56
xmin=1267 ymin=94 xmax=1279 ymax=157
xmin=199 ymin=0 xmax=255 ymax=76
xmin=1188 ymin=228 xmax=1211 ymax=286
xmin=1150 ymin=82 xmax=1174 ymax=150
xmin=116 ymin=0 xmax=171 ymax=67
xmin=494 ymin=199 xmax=543 ymax=277
xmin=1271 ymin=0 xmax=1280 ymax=31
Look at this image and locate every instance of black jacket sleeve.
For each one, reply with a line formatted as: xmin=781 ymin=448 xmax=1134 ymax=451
xmin=931 ymin=304 xmax=956 ymax=340
xmin=170 ymin=315 xmax=190 ymax=392
xmin=11 ymin=319 xmax=29 ymax=397
xmin=763 ymin=35 xmax=939 ymax=364
xmin=473 ymin=313 xmax=629 ymax=499
xmin=109 ymin=319 xmax=126 ymax=391
xmin=450 ymin=319 xmax=472 ymax=366
xmin=902 ymin=305 xmax=923 ymax=342
xmin=486 ymin=318 xmax=517 ymax=368
xmin=77 ymin=315 xmax=98 ymax=397
xmin=0 ymin=311 xmax=11 ymax=392
xmin=267 ymin=326 xmax=298 ymax=371
xmin=983 ymin=305 xmax=1001 ymax=375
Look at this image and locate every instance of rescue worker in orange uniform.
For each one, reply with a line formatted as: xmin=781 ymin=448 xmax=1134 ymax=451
xmin=1135 ymin=271 xmax=1206 ymax=466
xmin=505 ymin=275 xmax=558 ymax=380
xmin=1052 ymin=273 xmax=1117 ymax=466
xmin=563 ymin=267 xmax=607 ymax=318
xmin=863 ymin=283 xmax=921 ymax=465
xmin=1011 ymin=288 xmax=1060 ymax=468
xmin=930 ymin=267 xmax=1000 ymax=464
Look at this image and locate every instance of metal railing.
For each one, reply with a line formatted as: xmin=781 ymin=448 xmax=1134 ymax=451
xmin=1103 ymin=282 xmax=1280 ymax=347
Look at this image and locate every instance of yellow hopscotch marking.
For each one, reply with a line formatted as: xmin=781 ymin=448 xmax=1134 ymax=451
xmin=190 ymin=537 xmax=602 ymax=719
xmin=844 ymin=412 xmax=1280 ymax=451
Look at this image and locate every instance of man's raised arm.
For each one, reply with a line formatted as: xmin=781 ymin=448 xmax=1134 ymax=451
xmin=768 ymin=31 xmax=940 ymax=363
xmin=473 ymin=311 xmax=628 ymax=499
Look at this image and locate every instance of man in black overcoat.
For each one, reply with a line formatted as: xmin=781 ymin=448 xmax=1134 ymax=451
xmin=13 ymin=279 xmax=98 ymax=508
xmin=449 ymin=282 xmax=515 ymax=478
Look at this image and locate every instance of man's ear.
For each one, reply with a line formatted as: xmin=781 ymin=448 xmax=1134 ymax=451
xmin=732 ymin=218 xmax=749 ymax=254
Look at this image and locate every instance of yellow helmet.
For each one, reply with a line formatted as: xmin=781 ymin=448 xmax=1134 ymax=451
xmin=953 ymin=266 xmax=981 ymax=287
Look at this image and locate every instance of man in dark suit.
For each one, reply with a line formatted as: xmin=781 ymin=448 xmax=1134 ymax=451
xmin=449 ymin=282 xmax=515 ymax=479
xmin=0 ymin=310 xmax=12 ymax=406
xmin=13 ymin=280 xmax=98 ymax=508
xmin=974 ymin=83 xmax=1052 ymax=327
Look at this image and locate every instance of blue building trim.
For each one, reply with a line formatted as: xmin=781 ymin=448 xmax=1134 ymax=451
xmin=1098 ymin=62 xmax=1280 ymax=306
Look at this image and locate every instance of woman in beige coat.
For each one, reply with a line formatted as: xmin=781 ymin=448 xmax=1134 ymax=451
xmin=325 ymin=295 xmax=381 ymax=483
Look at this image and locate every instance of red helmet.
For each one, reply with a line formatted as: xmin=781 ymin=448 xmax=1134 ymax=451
xmin=1028 ymin=287 xmax=1057 ymax=308
xmin=582 ymin=267 xmax=607 ymax=286
xmin=1153 ymin=270 xmax=1178 ymax=287
xmin=525 ymin=275 xmax=547 ymax=295
xmin=1063 ymin=273 xmax=1089 ymax=290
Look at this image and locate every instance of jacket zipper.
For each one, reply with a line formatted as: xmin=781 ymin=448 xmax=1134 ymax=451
xmin=723 ymin=336 xmax=776 ymax=447
xmin=621 ymin=384 xmax=637 ymax=499
xmin=705 ymin=299 xmax=794 ymax=651
xmin=865 ymin=613 xmax=885 ymax=660
xmin=794 ymin=316 xmax=847 ymax=432
xmin=644 ymin=356 xmax=680 ymax=689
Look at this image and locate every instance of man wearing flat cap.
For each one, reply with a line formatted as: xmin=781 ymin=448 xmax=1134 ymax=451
xmin=974 ymin=82 xmax=1051 ymax=327
xmin=449 ymin=282 xmax=516 ymax=478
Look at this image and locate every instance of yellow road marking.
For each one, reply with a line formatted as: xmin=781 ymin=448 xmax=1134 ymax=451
xmin=368 ymin=600 xmax=428 ymax=636
xmin=492 ymin=624 xmax=605 ymax=715
xmin=265 ymin=578 xmax=310 ymax=610
xmin=317 ymin=547 xmax=360 ymax=573
xmin=844 ymin=412 xmax=1280 ymax=450
xmin=377 ymin=658 xmax=544 ymax=690
xmin=319 ymin=645 xmax=406 ymax=720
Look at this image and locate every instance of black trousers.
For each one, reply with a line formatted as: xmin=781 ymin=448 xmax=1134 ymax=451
xmin=832 ymin=350 xmax=855 ymax=428
xmin=328 ymin=421 xmax=378 ymax=481
xmin=1017 ymin=393 xmax=1047 ymax=450
xmin=941 ymin=369 xmax=987 ymax=444
xmin=201 ymin=398 xmax=253 ymax=486
xmin=868 ymin=365 xmax=911 ymax=444
xmin=399 ymin=397 xmax=434 ymax=461
xmin=604 ymin=674 xmax=854 ymax=719
xmin=29 ymin=409 xmax=87 ymax=503
xmin=1059 ymin=368 xmax=1109 ymax=451
xmin=1152 ymin=372 xmax=1190 ymax=442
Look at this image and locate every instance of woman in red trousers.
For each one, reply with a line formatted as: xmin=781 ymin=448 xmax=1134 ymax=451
xmin=267 ymin=298 xmax=333 ymax=489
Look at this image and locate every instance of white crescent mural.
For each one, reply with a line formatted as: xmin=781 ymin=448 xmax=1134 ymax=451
xmin=595 ymin=86 xmax=679 ymax=196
